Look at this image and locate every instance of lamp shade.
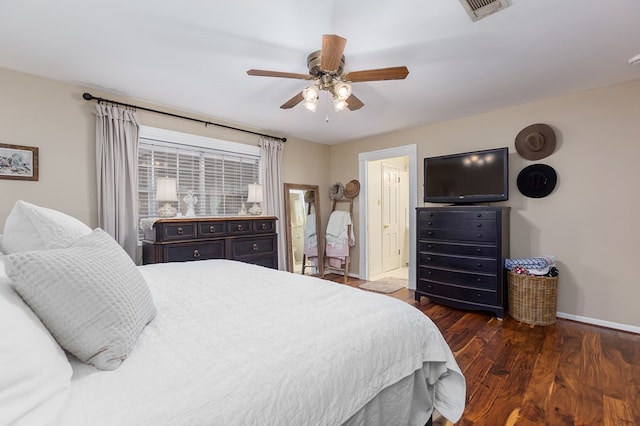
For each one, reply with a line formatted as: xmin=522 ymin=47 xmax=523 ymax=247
xmin=247 ymin=184 xmax=263 ymax=203
xmin=156 ymin=177 xmax=178 ymax=201
xmin=334 ymin=82 xmax=352 ymax=100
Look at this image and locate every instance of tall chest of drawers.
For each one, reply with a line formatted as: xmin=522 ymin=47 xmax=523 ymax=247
xmin=416 ymin=206 xmax=510 ymax=318
xmin=142 ymin=216 xmax=278 ymax=269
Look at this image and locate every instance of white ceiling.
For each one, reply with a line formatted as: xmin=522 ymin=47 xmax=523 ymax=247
xmin=1 ymin=0 xmax=639 ymax=145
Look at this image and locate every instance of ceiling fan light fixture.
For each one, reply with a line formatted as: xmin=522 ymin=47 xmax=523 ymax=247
xmin=334 ymin=81 xmax=352 ymax=100
xmin=247 ymin=35 xmax=408 ymax=112
xmin=303 ymin=99 xmax=318 ymax=112
xmin=302 ymin=84 xmax=320 ymax=101
xmin=333 ymin=97 xmax=348 ymax=112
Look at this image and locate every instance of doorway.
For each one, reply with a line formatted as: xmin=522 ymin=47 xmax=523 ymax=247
xmin=367 ymin=158 xmax=409 ymax=281
xmin=358 ymin=145 xmax=417 ymax=289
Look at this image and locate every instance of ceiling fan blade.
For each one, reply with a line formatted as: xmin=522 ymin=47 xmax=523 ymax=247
xmin=280 ymin=92 xmax=304 ymax=109
xmin=320 ymin=34 xmax=347 ymax=73
xmin=346 ymin=93 xmax=364 ymax=111
xmin=247 ymin=69 xmax=312 ymax=80
xmin=343 ymin=66 xmax=409 ymax=82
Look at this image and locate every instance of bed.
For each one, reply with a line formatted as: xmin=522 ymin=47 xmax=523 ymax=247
xmin=0 ymin=201 xmax=465 ymax=426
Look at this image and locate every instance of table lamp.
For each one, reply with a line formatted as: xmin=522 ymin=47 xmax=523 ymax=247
xmin=156 ymin=177 xmax=178 ymax=217
xmin=247 ymin=183 xmax=263 ymax=215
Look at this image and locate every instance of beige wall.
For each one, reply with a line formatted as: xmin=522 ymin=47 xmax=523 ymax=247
xmin=2 ymin=65 xmax=638 ymax=328
xmin=0 ymin=67 xmax=331 ymax=238
xmin=330 ymin=78 xmax=640 ymax=328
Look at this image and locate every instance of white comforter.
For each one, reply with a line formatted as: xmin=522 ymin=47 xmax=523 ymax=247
xmin=56 ymin=260 xmax=464 ymax=425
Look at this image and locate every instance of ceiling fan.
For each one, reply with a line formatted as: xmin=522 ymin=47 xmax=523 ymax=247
xmin=247 ymin=34 xmax=409 ymax=112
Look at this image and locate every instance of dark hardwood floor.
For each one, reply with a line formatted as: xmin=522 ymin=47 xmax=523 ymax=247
xmin=322 ymin=273 xmax=640 ymax=426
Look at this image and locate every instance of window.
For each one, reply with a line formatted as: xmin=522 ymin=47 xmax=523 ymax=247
xmin=138 ymin=127 xmax=261 ymax=240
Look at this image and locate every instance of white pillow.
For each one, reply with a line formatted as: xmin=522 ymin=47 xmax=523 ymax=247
xmin=2 ymin=200 xmax=91 ymax=254
xmin=0 ymin=262 xmax=72 ymax=425
xmin=4 ymin=228 xmax=157 ymax=370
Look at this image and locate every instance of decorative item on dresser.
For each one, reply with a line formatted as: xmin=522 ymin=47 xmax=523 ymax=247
xmin=142 ymin=216 xmax=278 ymax=269
xmin=155 ymin=177 xmax=179 ymax=218
xmin=416 ymin=206 xmax=510 ymax=318
xmin=246 ymin=183 xmax=263 ymax=215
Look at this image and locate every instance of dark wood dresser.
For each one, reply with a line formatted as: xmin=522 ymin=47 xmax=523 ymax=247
xmin=142 ymin=216 xmax=278 ymax=269
xmin=416 ymin=206 xmax=510 ymax=318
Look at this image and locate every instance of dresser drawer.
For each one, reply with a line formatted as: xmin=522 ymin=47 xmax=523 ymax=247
xmin=417 ymin=280 xmax=497 ymax=306
xmin=228 ymin=220 xmax=253 ymax=235
xmin=418 ymin=218 xmax=496 ymax=231
xmin=166 ymin=241 xmax=226 ymax=262
xmin=418 ymin=209 xmax=496 ymax=221
xmin=253 ymin=219 xmax=276 ymax=233
xmin=161 ymin=222 xmax=197 ymax=241
xmin=419 ymin=252 xmax=497 ymax=272
xmin=419 ymin=240 xmax=497 ymax=258
xmin=418 ymin=266 xmax=497 ymax=290
xmin=198 ymin=221 xmax=227 ymax=238
xmin=230 ymin=235 xmax=277 ymax=259
xmin=418 ymin=228 xmax=497 ymax=243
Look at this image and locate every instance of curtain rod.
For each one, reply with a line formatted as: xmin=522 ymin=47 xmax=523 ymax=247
xmin=82 ymin=92 xmax=287 ymax=142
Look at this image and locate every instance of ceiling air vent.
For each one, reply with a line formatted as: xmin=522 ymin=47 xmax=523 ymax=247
xmin=458 ymin=0 xmax=509 ymax=21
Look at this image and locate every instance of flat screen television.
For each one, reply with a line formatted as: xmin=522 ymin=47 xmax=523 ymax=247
xmin=424 ymin=147 xmax=509 ymax=204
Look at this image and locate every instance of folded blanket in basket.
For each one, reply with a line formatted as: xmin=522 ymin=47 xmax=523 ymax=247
xmin=505 ymin=256 xmax=556 ymax=272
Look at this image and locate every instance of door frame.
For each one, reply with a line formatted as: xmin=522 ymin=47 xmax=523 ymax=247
xmin=358 ymin=144 xmax=417 ymax=289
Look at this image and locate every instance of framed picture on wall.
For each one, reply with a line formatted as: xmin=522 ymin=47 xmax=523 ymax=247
xmin=0 ymin=143 xmax=39 ymax=181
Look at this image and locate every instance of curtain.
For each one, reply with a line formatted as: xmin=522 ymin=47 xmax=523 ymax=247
xmin=260 ymin=137 xmax=286 ymax=270
xmin=94 ymin=104 xmax=141 ymax=261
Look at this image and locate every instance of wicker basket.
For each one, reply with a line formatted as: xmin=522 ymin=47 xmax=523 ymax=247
xmin=508 ymin=272 xmax=558 ymax=326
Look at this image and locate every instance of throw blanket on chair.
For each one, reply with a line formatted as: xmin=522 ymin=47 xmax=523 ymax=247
xmin=325 ymin=211 xmax=355 ymax=268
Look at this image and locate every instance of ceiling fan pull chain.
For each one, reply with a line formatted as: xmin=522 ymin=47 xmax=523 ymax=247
xmin=325 ymin=92 xmax=330 ymax=122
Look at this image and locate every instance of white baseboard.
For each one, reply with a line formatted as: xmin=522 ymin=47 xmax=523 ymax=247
xmin=556 ymin=312 xmax=640 ymax=334
xmin=317 ymin=273 xmax=639 ymax=334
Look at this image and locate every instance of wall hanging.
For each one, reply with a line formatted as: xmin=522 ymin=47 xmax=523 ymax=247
xmin=517 ymin=164 xmax=557 ymax=198
xmin=515 ymin=123 xmax=556 ymax=160
xmin=0 ymin=143 xmax=39 ymax=181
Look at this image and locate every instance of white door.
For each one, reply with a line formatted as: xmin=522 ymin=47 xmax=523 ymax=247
xmin=382 ymin=165 xmax=401 ymax=272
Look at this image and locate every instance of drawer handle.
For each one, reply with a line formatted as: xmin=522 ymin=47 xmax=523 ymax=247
xmin=427 ymin=270 xmax=432 ymax=275
xmin=477 ymin=234 xmax=482 ymax=239
xmin=476 ymin=223 xmax=482 ymax=228
xmin=193 ymin=249 xmax=200 ymax=258
xmin=476 ymin=248 xmax=482 ymax=253
xmin=428 ymin=213 xmax=434 ymax=217
xmin=477 ymin=278 xmax=483 ymax=282
xmin=260 ymin=223 xmax=267 ymax=230
xmin=252 ymin=244 xmax=259 ymax=251
xmin=237 ymin=224 xmax=244 ymax=231
xmin=177 ymin=227 xmax=184 ymax=235
xmin=427 ymin=256 xmax=432 ymax=261
xmin=427 ymin=231 xmax=434 ymax=236
xmin=209 ymin=225 xmax=216 ymax=233
xmin=427 ymin=222 xmax=433 ymax=226
xmin=427 ymin=244 xmax=433 ymax=249
xmin=476 ymin=293 xmax=483 ymax=298
xmin=477 ymin=263 xmax=482 ymax=268
xmin=477 ymin=213 xmax=482 ymax=218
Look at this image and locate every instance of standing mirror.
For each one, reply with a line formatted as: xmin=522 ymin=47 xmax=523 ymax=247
xmin=283 ymin=183 xmax=323 ymax=275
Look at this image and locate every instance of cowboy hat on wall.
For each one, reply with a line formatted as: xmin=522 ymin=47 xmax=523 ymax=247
xmin=515 ymin=123 xmax=556 ymax=161
xmin=517 ymin=164 xmax=558 ymax=198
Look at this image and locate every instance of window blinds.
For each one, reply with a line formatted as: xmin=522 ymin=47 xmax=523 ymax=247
xmin=138 ymin=138 xmax=260 ymax=240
